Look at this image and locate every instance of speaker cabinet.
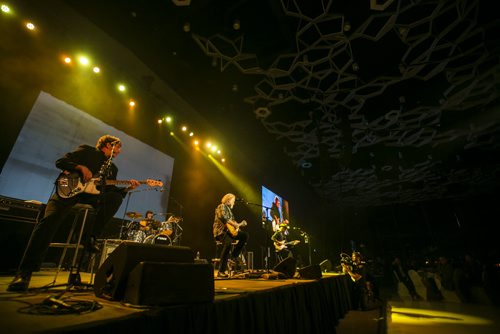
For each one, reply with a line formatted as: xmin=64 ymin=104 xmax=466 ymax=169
xmin=123 ymin=262 xmax=214 ymax=305
xmin=273 ymin=257 xmax=297 ymax=278
xmin=298 ymin=264 xmax=322 ymax=279
xmin=94 ymin=241 xmax=194 ymax=300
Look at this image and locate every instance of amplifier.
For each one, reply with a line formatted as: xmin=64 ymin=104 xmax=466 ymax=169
xmin=0 ymin=195 xmax=43 ymax=223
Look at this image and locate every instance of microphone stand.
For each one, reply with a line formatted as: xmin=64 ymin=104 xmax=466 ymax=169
xmin=169 ymin=196 xmax=184 ymax=245
xmin=243 ymin=200 xmax=272 ymax=273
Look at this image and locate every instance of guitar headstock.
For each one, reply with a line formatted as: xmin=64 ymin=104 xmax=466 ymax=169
xmin=240 ymin=220 xmax=248 ymax=226
xmin=146 ymin=179 xmax=163 ymax=187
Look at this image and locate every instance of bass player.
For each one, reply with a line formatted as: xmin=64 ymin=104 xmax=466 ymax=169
xmin=213 ymin=193 xmax=248 ymax=278
xmin=8 ymin=135 xmax=141 ymax=292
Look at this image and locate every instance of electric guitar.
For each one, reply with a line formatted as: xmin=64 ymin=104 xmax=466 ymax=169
xmin=56 ymin=171 xmax=163 ymax=198
xmin=226 ymin=220 xmax=247 ymax=237
xmin=274 ymin=240 xmax=300 ymax=251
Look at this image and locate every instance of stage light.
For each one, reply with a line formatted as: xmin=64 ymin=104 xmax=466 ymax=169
xmin=25 ymin=22 xmax=35 ymax=30
xmin=193 ymin=140 xmax=199 ymax=146
xmin=170 ymin=132 xmax=174 ymax=136
xmin=206 ymin=142 xmax=212 ymax=148
xmin=158 ymin=119 xmax=163 ymax=124
xmin=63 ymin=57 xmax=71 ymax=64
xmin=189 ymin=132 xmax=194 ymax=137
xmin=117 ymin=84 xmax=126 ymax=92
xmin=217 ymin=150 xmax=221 ymax=154
xmin=211 ymin=146 xmax=217 ymax=152
xmin=221 ymin=158 xmax=225 ymax=162
xmin=166 ymin=116 xmax=172 ymax=123
xmin=92 ymin=66 xmax=100 ymax=73
xmin=129 ymin=100 xmax=136 ymax=107
xmin=181 ymin=126 xmax=187 ymax=132
xmin=1 ymin=4 xmax=10 ymax=13
xmin=78 ymin=56 xmax=90 ymax=66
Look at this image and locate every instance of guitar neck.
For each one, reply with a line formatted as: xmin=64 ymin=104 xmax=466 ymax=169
xmin=105 ymin=179 xmax=147 ymax=186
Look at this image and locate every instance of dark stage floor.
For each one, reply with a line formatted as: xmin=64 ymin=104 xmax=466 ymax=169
xmin=1 ymin=270 xmax=498 ymax=334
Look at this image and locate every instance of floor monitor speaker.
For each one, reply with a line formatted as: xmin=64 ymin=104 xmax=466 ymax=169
xmin=298 ymin=264 xmax=322 ymax=279
xmin=94 ymin=241 xmax=194 ymax=300
xmin=273 ymin=256 xmax=297 ymax=278
xmin=123 ymin=261 xmax=214 ymax=305
xmin=319 ymin=259 xmax=332 ymax=272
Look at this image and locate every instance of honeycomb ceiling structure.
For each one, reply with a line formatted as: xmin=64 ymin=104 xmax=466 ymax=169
xmin=63 ymin=0 xmax=500 ymax=206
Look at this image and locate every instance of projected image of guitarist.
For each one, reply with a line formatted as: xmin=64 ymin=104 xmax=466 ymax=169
xmin=212 ymin=193 xmax=249 ymax=278
xmin=271 ymin=223 xmax=300 ymax=262
xmin=8 ymin=135 xmax=159 ymax=292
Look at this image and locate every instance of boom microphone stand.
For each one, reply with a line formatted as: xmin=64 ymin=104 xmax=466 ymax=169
xmin=242 ymin=200 xmax=272 ymax=273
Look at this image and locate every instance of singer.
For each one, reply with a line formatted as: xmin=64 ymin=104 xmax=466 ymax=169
xmin=7 ymin=135 xmax=141 ymax=292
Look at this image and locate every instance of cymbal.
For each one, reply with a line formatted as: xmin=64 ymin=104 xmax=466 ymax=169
xmin=126 ymin=211 xmax=142 ymax=219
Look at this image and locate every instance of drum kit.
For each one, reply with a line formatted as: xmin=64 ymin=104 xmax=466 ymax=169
xmin=124 ymin=211 xmax=183 ymax=245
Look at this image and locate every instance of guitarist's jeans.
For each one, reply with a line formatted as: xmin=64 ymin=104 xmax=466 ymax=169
xmin=17 ymin=191 xmax=123 ymax=273
xmin=217 ymin=230 xmax=249 ymax=273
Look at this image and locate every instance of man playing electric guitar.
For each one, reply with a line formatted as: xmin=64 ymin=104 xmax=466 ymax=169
xmin=271 ymin=223 xmax=299 ymax=262
xmin=213 ymin=193 xmax=249 ymax=278
xmin=8 ymin=135 xmax=142 ymax=292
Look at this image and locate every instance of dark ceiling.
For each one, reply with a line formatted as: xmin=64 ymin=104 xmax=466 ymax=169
xmin=63 ymin=0 xmax=500 ymax=206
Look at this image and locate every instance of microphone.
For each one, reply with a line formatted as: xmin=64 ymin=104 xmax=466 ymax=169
xmin=235 ymin=197 xmax=246 ymax=203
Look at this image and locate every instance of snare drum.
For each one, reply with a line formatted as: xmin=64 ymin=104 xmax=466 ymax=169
xmin=159 ymin=221 xmax=173 ymax=236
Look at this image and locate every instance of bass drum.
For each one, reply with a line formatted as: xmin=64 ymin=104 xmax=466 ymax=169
xmin=143 ymin=233 xmax=172 ymax=245
xmin=127 ymin=229 xmax=147 ymax=243
xmin=159 ymin=221 xmax=173 ymax=236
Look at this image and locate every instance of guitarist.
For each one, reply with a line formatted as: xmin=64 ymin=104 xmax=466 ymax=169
xmin=271 ymin=222 xmax=294 ymax=262
xmin=213 ymin=193 xmax=248 ymax=278
xmin=8 ymin=135 xmax=140 ymax=292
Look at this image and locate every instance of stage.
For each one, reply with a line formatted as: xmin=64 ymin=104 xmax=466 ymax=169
xmin=0 ymin=270 xmax=351 ymax=333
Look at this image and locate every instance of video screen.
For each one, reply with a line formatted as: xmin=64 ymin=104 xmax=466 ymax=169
xmin=261 ymin=185 xmax=289 ymax=232
xmin=0 ymin=91 xmax=174 ymax=218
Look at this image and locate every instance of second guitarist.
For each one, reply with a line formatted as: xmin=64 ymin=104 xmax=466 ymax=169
xmin=271 ymin=223 xmax=299 ymax=262
xmin=213 ymin=193 xmax=249 ymax=278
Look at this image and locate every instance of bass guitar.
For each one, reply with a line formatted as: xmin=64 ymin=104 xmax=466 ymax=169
xmin=56 ymin=171 xmax=163 ymax=198
xmin=274 ymin=240 xmax=300 ymax=251
xmin=226 ymin=220 xmax=247 ymax=237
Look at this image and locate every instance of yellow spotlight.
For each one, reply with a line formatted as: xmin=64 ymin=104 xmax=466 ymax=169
xmin=117 ymin=84 xmax=126 ymax=92
xmin=189 ymin=132 xmax=194 ymax=137
xmin=1 ymin=4 xmax=10 ymax=13
xmin=170 ymin=132 xmax=174 ymax=136
xmin=206 ymin=142 xmax=212 ymax=148
xmin=158 ymin=119 xmax=163 ymax=124
xmin=63 ymin=57 xmax=72 ymax=64
xmin=217 ymin=150 xmax=221 ymax=154
xmin=221 ymin=158 xmax=226 ymax=162
xmin=25 ymin=22 xmax=35 ymax=30
xmin=129 ymin=100 xmax=136 ymax=107
xmin=92 ymin=66 xmax=100 ymax=73
xmin=211 ymin=146 xmax=217 ymax=152
xmin=181 ymin=126 xmax=187 ymax=132
xmin=78 ymin=56 xmax=90 ymax=66
xmin=166 ymin=116 xmax=172 ymax=123
xmin=193 ymin=140 xmax=199 ymax=146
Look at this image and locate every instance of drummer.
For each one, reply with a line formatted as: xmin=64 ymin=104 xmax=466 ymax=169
xmin=140 ymin=210 xmax=160 ymax=232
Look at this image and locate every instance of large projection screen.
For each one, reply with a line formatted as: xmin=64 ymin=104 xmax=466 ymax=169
xmin=0 ymin=91 xmax=174 ymax=218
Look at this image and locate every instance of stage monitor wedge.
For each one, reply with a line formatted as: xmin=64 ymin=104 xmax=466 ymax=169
xmin=94 ymin=241 xmax=194 ymax=301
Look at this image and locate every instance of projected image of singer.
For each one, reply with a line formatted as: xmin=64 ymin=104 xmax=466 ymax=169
xmin=213 ymin=193 xmax=248 ymax=278
xmin=270 ymin=196 xmax=282 ymax=232
xmin=7 ymin=135 xmax=142 ymax=292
